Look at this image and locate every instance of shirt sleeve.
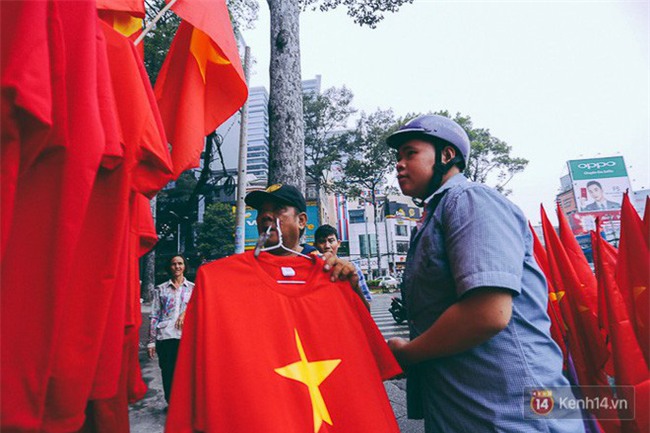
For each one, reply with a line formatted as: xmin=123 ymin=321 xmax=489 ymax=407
xmin=348 ymin=289 xmax=402 ymax=380
xmin=355 ymin=265 xmax=373 ymax=301
xmin=443 ymin=186 xmax=524 ymax=298
xmin=148 ymin=286 xmax=161 ymax=346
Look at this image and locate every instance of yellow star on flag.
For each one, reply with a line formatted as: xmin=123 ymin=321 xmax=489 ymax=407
xmin=112 ymin=12 xmax=143 ymax=38
xmin=275 ymin=329 xmax=341 ymax=433
xmin=190 ymin=27 xmax=231 ymax=84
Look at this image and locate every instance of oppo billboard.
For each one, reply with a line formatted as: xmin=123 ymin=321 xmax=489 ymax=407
xmin=567 ymin=156 xmax=631 ymax=214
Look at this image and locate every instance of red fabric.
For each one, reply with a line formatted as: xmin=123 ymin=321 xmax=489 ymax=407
xmin=556 ymin=203 xmax=599 ymax=313
xmin=166 ymin=252 xmax=401 ymax=433
xmin=0 ymin=0 xmax=56 ymax=258
xmin=40 ymin=21 xmax=127 ymax=433
xmin=91 ymin=23 xmax=170 ymax=421
xmin=154 ymin=0 xmax=248 ymax=178
xmin=529 ymin=222 xmax=568 ymax=363
xmin=557 ymin=204 xmax=614 ymax=375
xmin=592 ymin=230 xmax=650 ymax=433
xmin=540 ymin=207 xmax=621 ymax=432
xmin=1 ymin=1 xmax=106 ymax=430
xmin=643 ymin=196 xmax=650 ymax=243
xmin=77 ymin=329 xmax=132 ymax=433
xmin=96 ymin=0 xmax=145 ymax=16
xmin=615 ymin=193 xmax=649 ymax=366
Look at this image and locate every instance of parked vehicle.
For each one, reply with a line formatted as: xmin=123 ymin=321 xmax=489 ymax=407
xmin=388 ymin=296 xmax=407 ymax=324
xmin=377 ymin=275 xmax=399 ymax=290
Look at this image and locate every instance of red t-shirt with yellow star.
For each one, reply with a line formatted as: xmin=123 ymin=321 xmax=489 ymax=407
xmin=166 ymin=251 xmax=402 ymax=433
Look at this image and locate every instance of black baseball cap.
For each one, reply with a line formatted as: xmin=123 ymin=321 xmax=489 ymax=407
xmin=245 ymin=184 xmax=307 ymax=213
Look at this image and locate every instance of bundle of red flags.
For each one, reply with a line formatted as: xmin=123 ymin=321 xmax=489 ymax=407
xmin=534 ymin=199 xmax=649 ymax=433
xmin=0 ymin=0 xmax=247 ymax=431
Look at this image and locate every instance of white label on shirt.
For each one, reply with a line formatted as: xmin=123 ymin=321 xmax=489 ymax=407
xmin=281 ymin=267 xmax=296 ymax=277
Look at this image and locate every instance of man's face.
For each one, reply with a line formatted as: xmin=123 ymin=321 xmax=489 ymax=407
xmin=587 ymin=184 xmax=604 ymax=202
xmin=256 ymin=201 xmax=306 ymax=253
xmin=395 ymin=139 xmax=437 ymax=199
xmin=315 ymin=234 xmax=339 ymax=255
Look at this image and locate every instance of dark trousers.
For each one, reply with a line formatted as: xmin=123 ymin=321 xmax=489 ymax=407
xmin=156 ymin=338 xmax=180 ymax=403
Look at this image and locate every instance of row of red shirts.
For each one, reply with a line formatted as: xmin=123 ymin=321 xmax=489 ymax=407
xmin=1 ymin=1 xmax=173 ymax=432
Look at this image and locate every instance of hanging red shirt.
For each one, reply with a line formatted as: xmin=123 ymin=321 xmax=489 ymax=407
xmin=166 ymin=251 xmax=401 ymax=433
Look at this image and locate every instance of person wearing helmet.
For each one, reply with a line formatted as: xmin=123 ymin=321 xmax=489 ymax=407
xmin=385 ymin=115 xmax=583 ymax=433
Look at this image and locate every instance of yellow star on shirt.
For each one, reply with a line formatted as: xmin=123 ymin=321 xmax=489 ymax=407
xmin=274 ymin=329 xmax=342 ymax=433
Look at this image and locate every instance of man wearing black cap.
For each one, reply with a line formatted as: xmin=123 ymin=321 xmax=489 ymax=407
xmin=245 ymin=183 xmax=363 ymax=297
xmin=245 ymin=183 xmax=316 ymax=255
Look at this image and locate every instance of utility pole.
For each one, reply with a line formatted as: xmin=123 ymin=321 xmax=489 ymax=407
xmin=363 ymin=202 xmax=373 ymax=279
xmin=234 ymin=46 xmax=251 ymax=254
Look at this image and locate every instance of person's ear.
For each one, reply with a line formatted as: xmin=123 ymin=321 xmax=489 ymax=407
xmin=298 ymin=212 xmax=307 ymax=230
xmin=441 ymin=145 xmax=457 ymax=164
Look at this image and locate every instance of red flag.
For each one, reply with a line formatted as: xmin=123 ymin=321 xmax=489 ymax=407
xmin=616 ymin=193 xmax=649 ymax=365
xmin=154 ymin=0 xmax=248 ymax=178
xmin=529 ymin=222 xmax=568 ymax=362
xmin=540 ymin=206 xmax=621 ymax=432
xmin=97 ymin=0 xmax=145 ymax=57
xmin=556 ymin=203 xmax=599 ymax=313
xmin=592 ymin=229 xmax=650 ymax=433
xmin=167 ymin=252 xmax=401 ymax=432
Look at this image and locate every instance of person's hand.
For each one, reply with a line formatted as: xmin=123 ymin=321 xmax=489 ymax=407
xmin=321 ymin=252 xmax=360 ymax=288
xmin=387 ymin=337 xmax=410 ymax=367
xmin=147 ymin=347 xmax=156 ymax=359
xmin=175 ymin=312 xmax=186 ymax=330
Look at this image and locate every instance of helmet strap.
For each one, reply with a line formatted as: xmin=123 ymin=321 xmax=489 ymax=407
xmin=425 ymin=146 xmax=463 ymax=204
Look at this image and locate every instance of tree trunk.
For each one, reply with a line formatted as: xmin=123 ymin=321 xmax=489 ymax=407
xmin=267 ymin=0 xmax=305 ymax=192
xmin=141 ymin=196 xmax=157 ymax=302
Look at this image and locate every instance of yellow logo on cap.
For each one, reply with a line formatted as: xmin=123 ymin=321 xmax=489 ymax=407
xmin=266 ymin=184 xmax=283 ymax=193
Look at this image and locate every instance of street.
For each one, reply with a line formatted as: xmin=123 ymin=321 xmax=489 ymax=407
xmin=129 ymin=293 xmax=423 ymax=433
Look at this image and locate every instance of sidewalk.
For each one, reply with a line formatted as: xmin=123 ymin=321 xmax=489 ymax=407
xmin=129 ymin=305 xmax=424 ymax=433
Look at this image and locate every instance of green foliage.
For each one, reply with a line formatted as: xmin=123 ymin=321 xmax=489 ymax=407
xmin=227 ymin=0 xmax=260 ymax=34
xmin=433 ymin=110 xmax=529 ymax=195
xmin=336 ymin=109 xmax=401 ymax=197
xmin=303 ymin=86 xmax=356 ymax=191
xmin=143 ymin=0 xmax=180 ymax=85
xmin=195 ymin=202 xmax=236 ymax=261
xmin=300 ymin=0 xmax=415 ymax=28
xmin=156 ymin=172 xmax=198 ymax=241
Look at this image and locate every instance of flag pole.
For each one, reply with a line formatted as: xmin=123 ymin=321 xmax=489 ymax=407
xmin=134 ymin=0 xmax=178 ymax=46
xmin=234 ymin=46 xmax=251 ymax=254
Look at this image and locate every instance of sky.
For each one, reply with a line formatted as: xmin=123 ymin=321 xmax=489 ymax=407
xmin=240 ymin=0 xmax=649 ymax=224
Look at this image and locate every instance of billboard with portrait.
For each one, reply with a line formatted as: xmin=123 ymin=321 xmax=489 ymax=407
xmin=567 ymin=156 xmax=631 ymax=214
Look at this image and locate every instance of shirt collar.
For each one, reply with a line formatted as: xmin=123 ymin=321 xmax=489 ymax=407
xmin=422 ymin=173 xmax=467 ymax=206
xmin=165 ymin=278 xmax=188 ymax=289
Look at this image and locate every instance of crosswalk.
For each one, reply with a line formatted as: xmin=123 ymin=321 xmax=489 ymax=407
xmin=371 ymin=309 xmax=410 ymax=340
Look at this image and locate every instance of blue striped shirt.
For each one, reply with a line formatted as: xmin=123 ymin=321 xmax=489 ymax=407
xmin=403 ymin=174 xmax=584 ymax=433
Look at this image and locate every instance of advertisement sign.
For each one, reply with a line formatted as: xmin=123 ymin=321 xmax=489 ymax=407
xmin=385 ymin=202 xmax=421 ymax=220
xmin=244 ymin=202 xmax=320 ymax=249
xmin=567 ymin=157 xmax=631 ymax=213
xmin=568 ymin=210 xmax=621 ymax=236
